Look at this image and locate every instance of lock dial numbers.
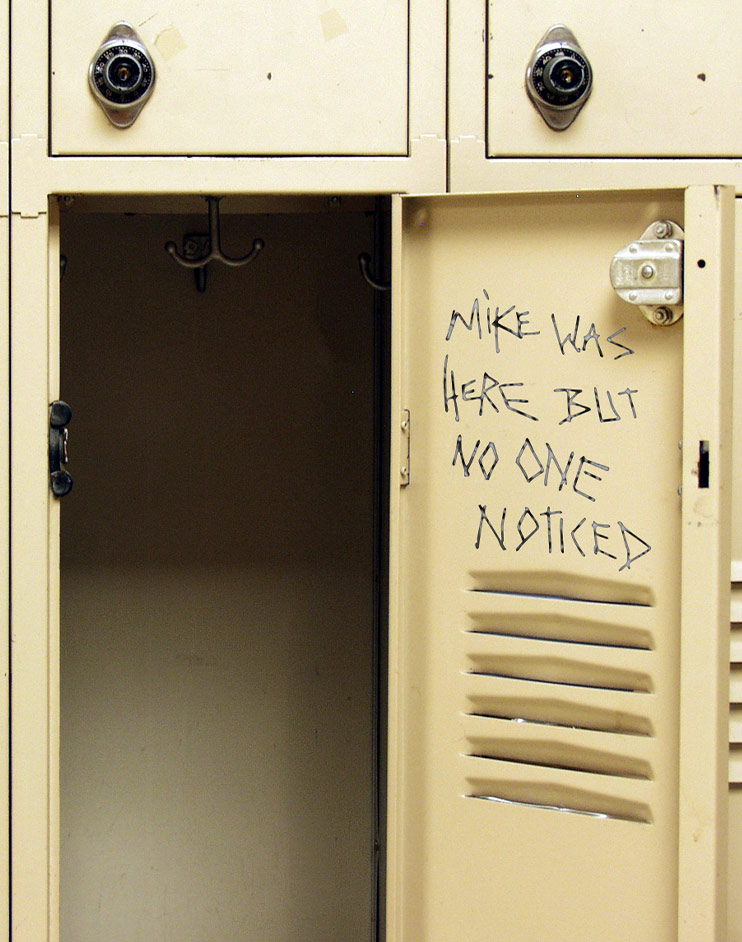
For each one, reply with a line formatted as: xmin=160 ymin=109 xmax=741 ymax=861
xmin=88 ymin=23 xmax=156 ymax=127
xmin=525 ymin=26 xmax=593 ymax=131
xmin=91 ymin=44 xmax=153 ymax=107
xmin=529 ymin=47 xmax=591 ymax=108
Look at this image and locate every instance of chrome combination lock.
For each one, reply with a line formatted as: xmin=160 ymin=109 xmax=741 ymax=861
xmin=88 ymin=22 xmax=155 ymax=128
xmin=526 ymin=25 xmax=593 ymax=130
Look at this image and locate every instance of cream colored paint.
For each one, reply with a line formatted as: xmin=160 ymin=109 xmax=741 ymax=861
xmin=447 ymin=0 xmax=742 ymax=191
xmin=485 ymin=1 xmax=742 ymax=158
xmin=677 ymin=185 xmax=733 ymax=941
xmin=388 ymin=188 xmax=732 ymax=941
xmin=11 ymin=205 xmax=59 ymax=941
xmin=730 ymin=789 xmax=742 ymax=942
xmin=51 ymin=0 xmax=408 ymax=155
xmin=0 ymin=0 xmax=9 ymax=934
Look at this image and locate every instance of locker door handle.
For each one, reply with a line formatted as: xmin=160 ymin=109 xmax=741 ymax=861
xmin=50 ymin=400 xmax=73 ymax=498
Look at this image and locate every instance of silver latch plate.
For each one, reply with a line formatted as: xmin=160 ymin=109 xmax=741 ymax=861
xmin=610 ymin=219 xmax=685 ymax=326
xmin=610 ymin=239 xmax=683 ymax=305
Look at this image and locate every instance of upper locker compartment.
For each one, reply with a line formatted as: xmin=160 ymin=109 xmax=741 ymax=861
xmin=50 ymin=0 xmax=418 ymax=156
xmin=449 ymin=0 xmax=742 ymax=184
xmin=487 ymin=1 xmax=741 ymax=157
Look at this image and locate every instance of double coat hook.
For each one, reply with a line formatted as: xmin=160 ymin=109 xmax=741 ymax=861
xmin=165 ymin=196 xmax=265 ymax=292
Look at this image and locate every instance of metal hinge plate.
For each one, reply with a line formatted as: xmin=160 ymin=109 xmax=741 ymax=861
xmin=49 ymin=400 xmax=73 ymax=497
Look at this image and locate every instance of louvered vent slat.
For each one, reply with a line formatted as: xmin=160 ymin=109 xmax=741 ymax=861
xmin=730 ymin=664 xmax=742 ymax=704
xmin=729 ymin=705 xmax=742 ymax=744
xmin=463 ymin=577 xmax=656 ymax=823
xmin=730 ymin=746 xmax=742 ymax=784
xmin=731 ymin=623 xmax=742 ymax=663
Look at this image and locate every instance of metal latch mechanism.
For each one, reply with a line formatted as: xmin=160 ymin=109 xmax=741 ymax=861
xmin=610 ymin=220 xmax=684 ymax=326
xmin=49 ymin=400 xmax=73 ymax=497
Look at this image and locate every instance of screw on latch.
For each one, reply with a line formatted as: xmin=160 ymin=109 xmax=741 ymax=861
xmin=652 ymin=306 xmax=674 ymax=325
xmin=654 ymin=221 xmax=673 ymax=239
xmin=49 ymin=400 xmax=73 ymax=497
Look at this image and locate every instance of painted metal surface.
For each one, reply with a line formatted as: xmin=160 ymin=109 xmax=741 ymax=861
xmin=52 ymin=0 xmax=409 ymax=156
xmin=388 ymin=188 xmax=732 ymax=941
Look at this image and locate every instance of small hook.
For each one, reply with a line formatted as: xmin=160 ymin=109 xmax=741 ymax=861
xmin=359 ymin=253 xmax=390 ymax=292
xmin=165 ymin=196 xmax=265 ymax=292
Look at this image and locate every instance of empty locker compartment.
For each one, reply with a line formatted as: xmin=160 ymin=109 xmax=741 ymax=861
xmin=57 ymin=197 xmax=388 ymax=942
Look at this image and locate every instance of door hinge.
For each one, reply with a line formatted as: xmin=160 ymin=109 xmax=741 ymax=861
xmin=49 ymin=400 xmax=73 ymax=497
xmin=400 ymin=410 xmax=410 ymax=487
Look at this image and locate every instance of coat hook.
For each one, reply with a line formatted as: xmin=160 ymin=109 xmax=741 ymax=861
xmin=165 ymin=196 xmax=265 ymax=293
xmin=358 ymin=252 xmax=390 ymax=292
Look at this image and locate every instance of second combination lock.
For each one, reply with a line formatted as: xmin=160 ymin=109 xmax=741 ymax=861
xmin=88 ymin=22 xmax=156 ymax=128
xmin=526 ymin=25 xmax=593 ymax=131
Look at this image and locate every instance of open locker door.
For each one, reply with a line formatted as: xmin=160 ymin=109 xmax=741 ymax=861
xmin=388 ymin=187 xmax=733 ymax=942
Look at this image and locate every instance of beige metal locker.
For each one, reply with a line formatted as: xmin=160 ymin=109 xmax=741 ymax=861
xmin=448 ymin=0 xmax=742 ymax=193
xmin=12 ymin=194 xmax=392 ymax=942
xmin=12 ymin=185 xmax=735 ymax=942
xmin=387 ymin=187 xmax=733 ymax=942
xmin=50 ymin=1 xmax=419 ymax=157
xmin=7 ymin=0 xmax=742 ymax=939
xmin=482 ymin=2 xmax=742 ymax=157
xmin=44 ymin=0 xmax=447 ymax=197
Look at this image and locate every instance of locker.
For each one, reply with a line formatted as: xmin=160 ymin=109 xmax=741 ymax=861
xmin=7 ymin=0 xmax=742 ymax=939
xmin=448 ymin=0 xmax=742 ymax=192
xmin=387 ymin=187 xmax=732 ymax=941
xmin=54 ymin=200 xmax=384 ymax=941
xmin=10 ymin=184 xmax=735 ymax=942
xmin=48 ymin=1 xmax=443 ymax=160
xmin=480 ymin=1 xmax=742 ymax=158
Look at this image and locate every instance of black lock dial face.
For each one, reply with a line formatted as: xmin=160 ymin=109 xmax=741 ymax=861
xmin=91 ymin=44 xmax=153 ymax=106
xmin=531 ymin=46 xmax=590 ymax=107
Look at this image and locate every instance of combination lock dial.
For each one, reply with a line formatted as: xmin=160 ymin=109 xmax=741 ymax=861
xmin=526 ymin=25 xmax=593 ymax=130
xmin=89 ymin=23 xmax=155 ymax=128
xmin=530 ymin=47 xmax=591 ymax=106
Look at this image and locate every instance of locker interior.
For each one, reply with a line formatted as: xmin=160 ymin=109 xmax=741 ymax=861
xmin=57 ymin=197 xmax=389 ymax=942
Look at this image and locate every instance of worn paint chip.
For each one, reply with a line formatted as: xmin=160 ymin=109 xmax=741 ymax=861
xmin=155 ymin=26 xmax=187 ymax=61
xmin=321 ymin=9 xmax=348 ymax=41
